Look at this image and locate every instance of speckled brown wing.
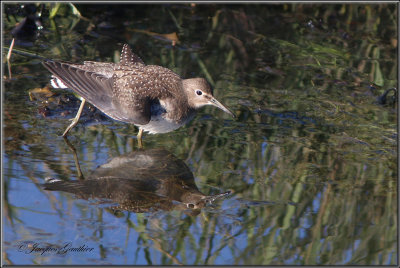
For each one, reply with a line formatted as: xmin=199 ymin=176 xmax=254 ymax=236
xmin=42 ymin=60 xmax=136 ymax=123
xmin=78 ymin=62 xmax=115 ymax=76
xmin=119 ymin=44 xmax=144 ymax=66
xmin=111 ymin=64 xmax=184 ymax=125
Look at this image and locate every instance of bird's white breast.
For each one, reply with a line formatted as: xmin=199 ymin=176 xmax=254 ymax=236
xmin=138 ymin=115 xmax=185 ymax=134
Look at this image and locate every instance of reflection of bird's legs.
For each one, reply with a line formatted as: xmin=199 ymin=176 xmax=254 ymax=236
xmin=137 ymin=128 xmax=144 ymax=148
xmin=63 ymin=136 xmax=85 ymax=180
xmin=63 ymin=98 xmax=86 ymax=137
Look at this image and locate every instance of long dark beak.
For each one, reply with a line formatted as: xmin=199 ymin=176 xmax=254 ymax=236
xmin=209 ymin=97 xmax=235 ymax=118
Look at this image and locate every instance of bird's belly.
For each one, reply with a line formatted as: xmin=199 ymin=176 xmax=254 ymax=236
xmin=138 ymin=115 xmax=187 ymax=134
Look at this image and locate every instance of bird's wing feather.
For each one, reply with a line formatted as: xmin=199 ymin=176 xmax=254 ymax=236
xmin=111 ymin=64 xmax=183 ymax=124
xmin=42 ymin=60 xmax=134 ymax=123
xmin=120 ymin=44 xmax=145 ymax=66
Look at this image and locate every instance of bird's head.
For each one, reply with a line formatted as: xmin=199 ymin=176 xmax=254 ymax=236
xmin=183 ymin=78 xmax=235 ymax=117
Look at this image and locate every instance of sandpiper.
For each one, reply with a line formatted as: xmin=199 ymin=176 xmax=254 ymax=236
xmin=43 ymin=44 xmax=234 ymax=146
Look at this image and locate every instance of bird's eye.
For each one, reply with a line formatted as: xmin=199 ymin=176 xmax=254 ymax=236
xmin=196 ymin=90 xmax=203 ymax=96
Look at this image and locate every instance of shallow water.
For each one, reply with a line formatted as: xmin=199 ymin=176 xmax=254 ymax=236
xmin=3 ymin=3 xmax=397 ymax=265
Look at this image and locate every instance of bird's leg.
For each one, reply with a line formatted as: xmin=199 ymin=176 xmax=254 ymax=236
xmin=137 ymin=128 xmax=144 ymax=148
xmin=7 ymin=38 xmax=15 ymax=79
xmin=62 ymin=98 xmax=86 ymax=137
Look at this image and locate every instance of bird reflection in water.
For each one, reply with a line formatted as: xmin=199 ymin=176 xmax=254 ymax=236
xmin=43 ymin=138 xmax=231 ymax=215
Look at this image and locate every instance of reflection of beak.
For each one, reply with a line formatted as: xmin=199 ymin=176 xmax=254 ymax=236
xmin=209 ymin=97 xmax=235 ymax=118
xmin=203 ymin=191 xmax=232 ymax=204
